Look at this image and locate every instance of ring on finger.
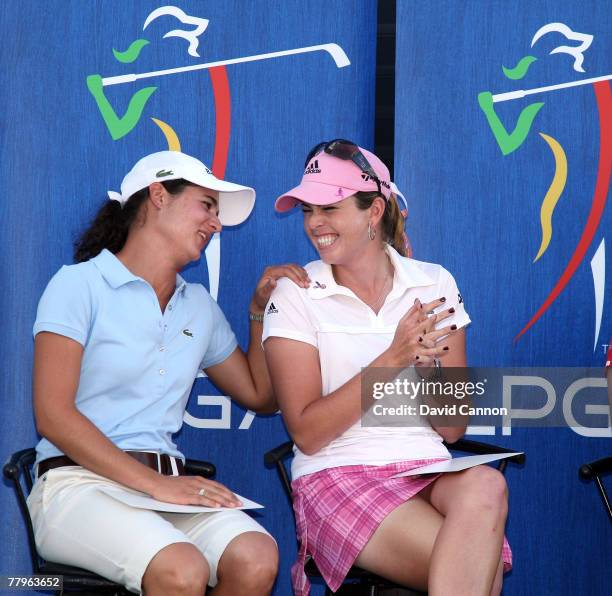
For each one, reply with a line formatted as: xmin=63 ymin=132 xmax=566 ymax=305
xmin=198 ymin=488 xmax=207 ymax=497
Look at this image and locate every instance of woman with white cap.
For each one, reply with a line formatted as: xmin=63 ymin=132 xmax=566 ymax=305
xmin=263 ymin=140 xmax=511 ymax=595
xmin=29 ymin=151 xmax=309 ymax=595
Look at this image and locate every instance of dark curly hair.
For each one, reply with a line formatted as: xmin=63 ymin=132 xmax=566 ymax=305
xmin=74 ymin=179 xmax=196 ymax=263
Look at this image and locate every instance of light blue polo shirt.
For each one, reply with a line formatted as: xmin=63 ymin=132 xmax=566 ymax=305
xmin=33 ymin=249 xmax=238 ymax=464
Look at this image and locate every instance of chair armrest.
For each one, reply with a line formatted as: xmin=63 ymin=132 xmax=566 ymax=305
xmin=263 ymin=441 xmax=294 ymax=501
xmin=184 ymin=459 xmax=216 ymax=478
xmin=444 ymin=438 xmax=525 ymax=465
xmin=579 ymin=456 xmax=612 ymax=481
xmin=264 ymin=441 xmax=294 ymax=467
xmin=3 ymin=448 xmax=37 ymax=480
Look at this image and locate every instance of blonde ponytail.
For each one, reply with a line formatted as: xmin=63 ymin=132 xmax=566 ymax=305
xmin=385 ymin=193 xmax=411 ymax=257
xmin=353 ymin=191 xmax=412 ymax=257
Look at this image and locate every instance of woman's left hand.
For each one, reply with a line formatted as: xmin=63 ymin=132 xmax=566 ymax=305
xmin=251 ymin=264 xmax=310 ymax=311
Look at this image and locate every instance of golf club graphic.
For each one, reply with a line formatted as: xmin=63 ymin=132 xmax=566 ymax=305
xmin=478 ymin=22 xmax=610 ymax=348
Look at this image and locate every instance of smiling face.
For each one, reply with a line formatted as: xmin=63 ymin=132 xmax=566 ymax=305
xmin=301 ymin=195 xmax=373 ymax=266
xmin=154 ymin=183 xmax=222 ymax=265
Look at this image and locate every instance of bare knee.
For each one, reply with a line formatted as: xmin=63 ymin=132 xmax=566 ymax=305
xmin=143 ymin=542 xmax=209 ymax=596
xmin=454 ymin=466 xmax=508 ymax=517
xmin=217 ymin=532 xmax=278 ymax=592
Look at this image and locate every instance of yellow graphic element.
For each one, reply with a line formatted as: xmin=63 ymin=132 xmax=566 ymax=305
xmin=151 ymin=118 xmax=181 ymax=151
xmin=534 ymin=132 xmax=567 ymax=262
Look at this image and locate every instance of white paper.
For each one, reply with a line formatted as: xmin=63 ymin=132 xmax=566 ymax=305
xmin=97 ymin=484 xmax=264 ymax=513
xmin=391 ymin=453 xmax=523 ymax=478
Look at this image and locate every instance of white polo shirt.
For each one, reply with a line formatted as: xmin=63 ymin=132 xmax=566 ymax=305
xmin=263 ymin=245 xmax=470 ymax=480
xmin=33 ymin=249 xmax=238 ymax=464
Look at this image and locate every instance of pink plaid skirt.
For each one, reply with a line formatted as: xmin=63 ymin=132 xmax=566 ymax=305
xmin=291 ymin=459 xmax=512 ymax=595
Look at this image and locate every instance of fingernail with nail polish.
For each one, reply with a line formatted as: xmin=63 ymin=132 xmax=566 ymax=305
xmin=449 ymin=307 xmax=455 ymax=314
xmin=451 ymin=324 xmax=457 ymax=330
xmin=440 ymin=297 xmax=446 ymax=302
xmin=443 ymin=346 xmax=449 ymax=351
xmin=418 ymin=337 xmax=423 ymax=343
xmin=415 ymin=355 xmax=420 ymax=360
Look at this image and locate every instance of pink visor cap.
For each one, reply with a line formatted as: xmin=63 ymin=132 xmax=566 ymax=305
xmin=275 ymin=146 xmax=392 ymax=212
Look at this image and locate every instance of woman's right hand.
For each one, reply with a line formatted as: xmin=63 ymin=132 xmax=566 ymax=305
xmin=149 ymin=475 xmax=243 ymax=508
xmin=386 ymin=297 xmax=457 ymax=366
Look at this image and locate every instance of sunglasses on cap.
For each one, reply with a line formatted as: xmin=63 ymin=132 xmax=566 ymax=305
xmin=304 ymin=139 xmax=383 ymax=195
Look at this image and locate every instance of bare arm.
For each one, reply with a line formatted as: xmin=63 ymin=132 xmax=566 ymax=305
xmin=422 ymin=328 xmax=468 ymax=443
xmin=265 ymin=300 xmax=457 ymax=455
xmin=206 ymin=265 xmax=310 ymax=413
xmin=33 ymin=332 xmax=240 ymax=507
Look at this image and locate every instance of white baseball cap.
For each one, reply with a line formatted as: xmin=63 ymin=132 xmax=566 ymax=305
xmin=107 ymin=151 xmax=255 ymax=226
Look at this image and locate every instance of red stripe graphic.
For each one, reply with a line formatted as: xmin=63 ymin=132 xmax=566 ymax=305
xmin=515 ymin=81 xmax=612 ymax=341
xmin=209 ymin=66 xmax=231 ymax=179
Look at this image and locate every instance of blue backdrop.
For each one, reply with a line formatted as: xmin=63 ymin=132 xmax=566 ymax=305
xmin=396 ymin=2 xmax=611 ymax=595
xmin=1 ymin=1 xmax=610 ymax=595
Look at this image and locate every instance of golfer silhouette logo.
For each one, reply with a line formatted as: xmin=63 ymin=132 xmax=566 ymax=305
xmin=87 ymin=4 xmax=350 ymax=304
xmin=478 ymin=22 xmax=611 ymax=349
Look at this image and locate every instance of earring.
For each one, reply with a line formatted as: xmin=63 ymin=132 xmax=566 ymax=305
xmin=368 ymin=222 xmax=376 ymax=241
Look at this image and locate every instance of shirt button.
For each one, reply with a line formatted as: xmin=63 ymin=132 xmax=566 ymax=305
xmin=159 ymin=369 xmax=165 ymax=376
xmin=168 ymin=305 xmax=173 ymax=311
xmin=159 ymin=346 xmax=165 ymax=352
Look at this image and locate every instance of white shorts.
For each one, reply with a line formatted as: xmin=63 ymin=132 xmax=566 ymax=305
xmin=27 ymin=467 xmax=272 ymax=594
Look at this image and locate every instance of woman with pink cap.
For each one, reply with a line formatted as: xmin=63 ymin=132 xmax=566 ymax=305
xmin=263 ymin=140 xmax=511 ymax=595
xmin=29 ymin=151 xmax=310 ymax=595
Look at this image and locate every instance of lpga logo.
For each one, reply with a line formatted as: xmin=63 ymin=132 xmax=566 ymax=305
xmin=478 ymin=22 xmax=610 ymax=350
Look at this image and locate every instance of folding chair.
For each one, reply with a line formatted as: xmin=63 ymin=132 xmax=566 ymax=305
xmin=265 ymin=438 xmax=525 ymax=595
xmin=4 ymin=447 xmax=216 ymax=594
xmin=579 ymin=456 xmax=612 ymax=522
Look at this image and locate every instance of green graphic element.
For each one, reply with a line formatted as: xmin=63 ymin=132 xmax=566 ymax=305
xmin=86 ymin=74 xmax=157 ymax=141
xmin=112 ymin=39 xmax=150 ymax=64
xmin=478 ymin=92 xmax=544 ymax=156
xmin=156 ymin=169 xmax=174 ymax=177
xmin=502 ymin=55 xmax=537 ymax=80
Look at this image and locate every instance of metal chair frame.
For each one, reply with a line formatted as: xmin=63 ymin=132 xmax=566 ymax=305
xmin=3 ymin=448 xmax=216 ymax=595
xmin=265 ymin=438 xmax=525 ymax=596
xmin=579 ymin=456 xmax=612 ymax=522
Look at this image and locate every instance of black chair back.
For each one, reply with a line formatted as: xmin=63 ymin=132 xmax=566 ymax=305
xmin=4 ymin=448 xmax=40 ymax=574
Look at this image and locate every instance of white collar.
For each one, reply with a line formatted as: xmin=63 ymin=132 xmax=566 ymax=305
xmin=306 ymin=245 xmax=435 ymax=301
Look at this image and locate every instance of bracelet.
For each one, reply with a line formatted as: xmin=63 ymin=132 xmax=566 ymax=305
xmin=430 ymin=358 xmax=443 ymax=381
xmin=249 ymin=312 xmax=264 ymax=323
xmin=418 ymin=358 xmax=442 ymax=381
